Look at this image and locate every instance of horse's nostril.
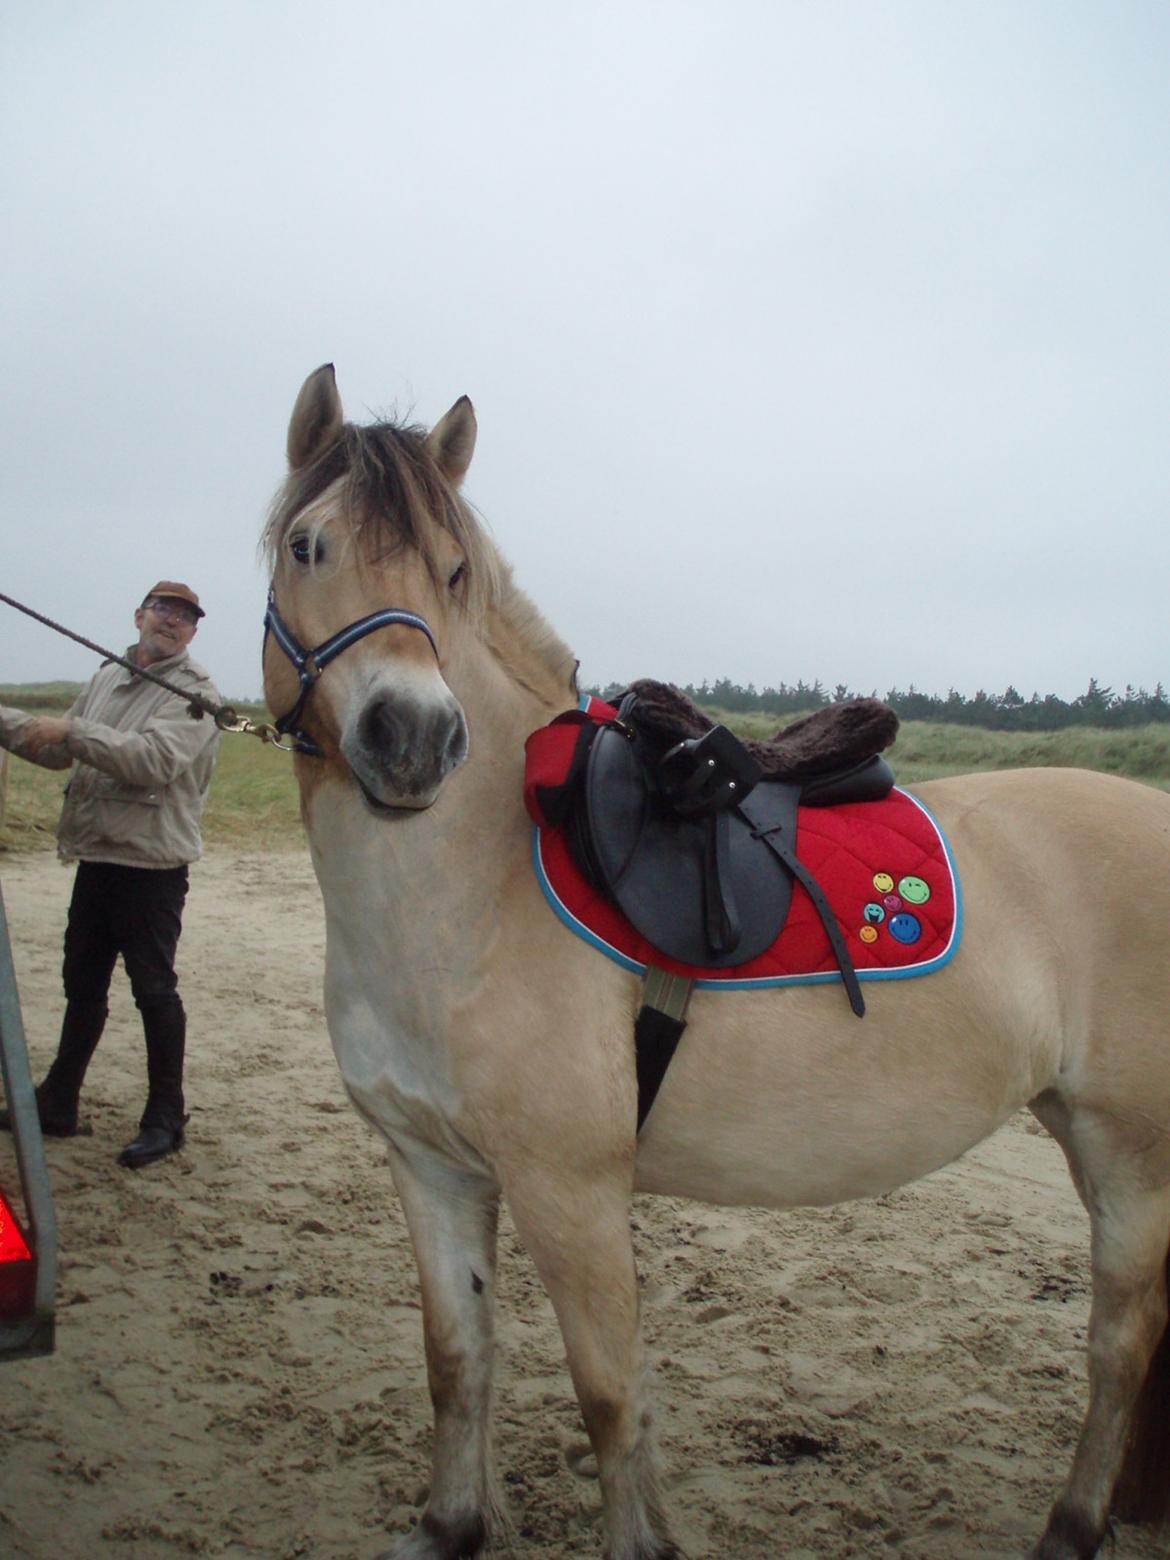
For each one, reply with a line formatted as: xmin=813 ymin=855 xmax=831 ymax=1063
xmin=442 ymin=712 xmax=469 ymax=773
xmin=359 ymin=696 xmax=405 ymax=758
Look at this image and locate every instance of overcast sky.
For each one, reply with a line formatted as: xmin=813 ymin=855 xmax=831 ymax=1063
xmin=2 ymin=2 xmax=1167 ymax=705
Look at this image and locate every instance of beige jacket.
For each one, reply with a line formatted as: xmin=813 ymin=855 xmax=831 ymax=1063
xmin=0 ymin=650 xmax=221 ymax=869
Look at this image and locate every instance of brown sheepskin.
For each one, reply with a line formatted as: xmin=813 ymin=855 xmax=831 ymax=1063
xmin=621 ymin=680 xmax=899 ymax=782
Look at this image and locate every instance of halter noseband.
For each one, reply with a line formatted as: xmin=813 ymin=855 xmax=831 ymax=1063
xmin=264 ymin=591 xmax=438 ymax=757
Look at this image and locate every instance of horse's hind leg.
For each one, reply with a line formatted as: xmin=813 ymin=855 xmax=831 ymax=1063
xmin=1030 ymin=1093 xmax=1170 ymax=1560
xmin=378 ymin=1142 xmax=504 ymax=1560
xmin=505 ymin=1173 xmax=680 ymax=1560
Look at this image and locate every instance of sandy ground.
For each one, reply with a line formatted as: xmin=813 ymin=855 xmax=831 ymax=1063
xmin=0 ymin=846 xmax=1164 ymax=1560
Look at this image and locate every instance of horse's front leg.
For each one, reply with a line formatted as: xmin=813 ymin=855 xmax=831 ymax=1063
xmin=506 ymin=1172 xmax=680 ymax=1560
xmin=378 ymin=1141 xmax=504 ymax=1560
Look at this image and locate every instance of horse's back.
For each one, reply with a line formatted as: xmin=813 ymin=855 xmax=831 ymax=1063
xmin=916 ymin=763 xmax=1169 ymax=839
xmin=917 ymin=766 xmax=1170 ymax=981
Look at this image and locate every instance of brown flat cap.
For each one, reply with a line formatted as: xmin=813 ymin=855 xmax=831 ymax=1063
xmin=143 ymin=580 xmax=205 ymax=618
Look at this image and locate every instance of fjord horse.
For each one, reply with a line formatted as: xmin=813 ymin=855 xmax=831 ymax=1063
xmin=263 ymin=364 xmax=1170 ymax=1560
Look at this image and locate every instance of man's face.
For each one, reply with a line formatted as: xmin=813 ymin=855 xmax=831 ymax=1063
xmin=134 ymin=598 xmax=200 ymax=666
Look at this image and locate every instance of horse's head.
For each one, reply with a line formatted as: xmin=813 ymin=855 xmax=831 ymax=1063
xmin=263 ymin=364 xmax=494 ymax=813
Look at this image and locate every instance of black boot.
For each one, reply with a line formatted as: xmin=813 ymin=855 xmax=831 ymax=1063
xmin=0 ymin=1000 xmax=107 ymax=1135
xmin=118 ymin=998 xmax=186 ymax=1169
xmin=118 ymin=1123 xmax=185 ymax=1169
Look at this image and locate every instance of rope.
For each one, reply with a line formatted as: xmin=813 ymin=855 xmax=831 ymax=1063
xmin=0 ymin=589 xmax=289 ymax=748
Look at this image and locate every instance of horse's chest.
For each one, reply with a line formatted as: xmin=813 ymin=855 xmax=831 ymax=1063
xmin=305 ymin=794 xmax=517 ymax=1154
xmin=317 ymin=891 xmax=479 ymax=1149
xmin=323 ymin=970 xmax=471 ymax=1150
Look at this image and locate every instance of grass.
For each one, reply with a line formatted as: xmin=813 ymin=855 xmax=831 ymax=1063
xmin=200 ymin=721 xmax=305 ymax=847
xmin=2 ymin=689 xmax=1168 ymax=856
xmin=0 ymin=682 xmax=89 ymax=713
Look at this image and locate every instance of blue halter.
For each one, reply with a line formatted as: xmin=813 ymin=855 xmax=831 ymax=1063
xmin=264 ymin=591 xmax=438 ymax=757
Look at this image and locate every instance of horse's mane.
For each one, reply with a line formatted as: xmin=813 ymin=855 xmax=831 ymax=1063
xmin=263 ymin=417 xmax=576 ymax=695
xmin=487 ymin=562 xmax=579 ymax=700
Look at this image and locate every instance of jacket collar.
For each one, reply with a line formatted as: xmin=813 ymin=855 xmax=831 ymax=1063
xmin=109 ymin=645 xmax=191 ymax=683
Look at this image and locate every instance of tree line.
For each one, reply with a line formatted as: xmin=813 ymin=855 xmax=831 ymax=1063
xmin=590 ymin=677 xmax=1170 ymax=731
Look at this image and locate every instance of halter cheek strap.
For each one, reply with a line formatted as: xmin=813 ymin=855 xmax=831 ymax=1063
xmin=264 ymin=592 xmax=439 ymax=757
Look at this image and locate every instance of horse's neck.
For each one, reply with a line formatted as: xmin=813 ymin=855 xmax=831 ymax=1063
xmin=306 ymin=636 xmax=567 ymax=985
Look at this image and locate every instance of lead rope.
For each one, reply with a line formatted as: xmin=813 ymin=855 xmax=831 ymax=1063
xmin=0 ymin=589 xmax=293 ymax=750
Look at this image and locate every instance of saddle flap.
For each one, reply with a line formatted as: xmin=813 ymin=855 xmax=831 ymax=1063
xmin=523 ymin=712 xmax=599 ymax=827
xmin=582 ymin=722 xmax=797 ymax=968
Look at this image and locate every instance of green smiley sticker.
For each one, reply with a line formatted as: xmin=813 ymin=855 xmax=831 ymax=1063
xmin=898 ymin=875 xmax=931 ymax=904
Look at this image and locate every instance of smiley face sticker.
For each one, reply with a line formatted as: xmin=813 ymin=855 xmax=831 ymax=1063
xmin=898 ymin=876 xmax=931 ymax=905
xmin=888 ymin=912 xmax=922 ymax=944
xmin=872 ymin=872 xmax=894 ymax=894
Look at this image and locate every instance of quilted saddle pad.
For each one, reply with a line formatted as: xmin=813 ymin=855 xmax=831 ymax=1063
xmin=531 ymin=785 xmax=961 ymax=991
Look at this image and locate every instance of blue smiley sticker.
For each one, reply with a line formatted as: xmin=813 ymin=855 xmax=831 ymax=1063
xmin=888 ymin=912 xmax=922 ymax=945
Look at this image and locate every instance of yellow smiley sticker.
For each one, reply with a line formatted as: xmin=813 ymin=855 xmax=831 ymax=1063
xmin=872 ymin=872 xmax=894 ymax=894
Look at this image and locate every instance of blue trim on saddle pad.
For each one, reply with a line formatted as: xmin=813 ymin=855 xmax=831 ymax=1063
xmin=530 ymin=787 xmax=963 ymax=991
xmin=531 ymin=828 xmax=647 ymax=977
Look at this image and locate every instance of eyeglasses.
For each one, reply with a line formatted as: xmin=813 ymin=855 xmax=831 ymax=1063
xmin=146 ymin=601 xmax=199 ymax=626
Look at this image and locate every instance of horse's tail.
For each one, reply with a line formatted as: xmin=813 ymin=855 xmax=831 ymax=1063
xmin=1112 ymin=1238 xmax=1170 ymax=1531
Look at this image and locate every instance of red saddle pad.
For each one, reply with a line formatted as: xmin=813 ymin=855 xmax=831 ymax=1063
xmin=527 ymin=708 xmax=961 ymax=990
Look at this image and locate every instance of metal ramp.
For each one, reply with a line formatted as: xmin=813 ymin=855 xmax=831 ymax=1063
xmin=0 ymin=880 xmax=57 ymax=1360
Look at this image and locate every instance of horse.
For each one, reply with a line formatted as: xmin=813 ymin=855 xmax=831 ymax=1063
xmin=261 ymin=363 xmax=1170 ymax=1560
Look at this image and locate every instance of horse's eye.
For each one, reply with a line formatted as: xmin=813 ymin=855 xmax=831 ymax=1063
xmin=448 ymin=561 xmax=467 ymax=590
xmin=290 ymin=534 xmax=321 ymax=566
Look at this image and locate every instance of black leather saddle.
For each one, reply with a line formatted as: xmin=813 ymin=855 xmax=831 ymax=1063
xmin=568 ymin=693 xmax=895 ymax=996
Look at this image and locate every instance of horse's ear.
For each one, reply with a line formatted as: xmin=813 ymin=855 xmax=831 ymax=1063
xmin=288 ymin=363 xmax=344 ymax=471
xmin=426 ymin=396 xmax=477 ymax=486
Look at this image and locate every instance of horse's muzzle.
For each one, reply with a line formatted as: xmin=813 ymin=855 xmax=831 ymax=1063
xmin=343 ymin=690 xmax=469 ymax=811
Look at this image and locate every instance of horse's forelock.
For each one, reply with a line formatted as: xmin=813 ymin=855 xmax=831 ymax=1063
xmin=263 ymin=420 xmax=500 ymax=612
xmin=263 ymin=410 xmax=575 ymax=694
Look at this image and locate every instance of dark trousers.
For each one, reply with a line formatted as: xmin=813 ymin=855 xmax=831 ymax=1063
xmin=43 ymin=862 xmax=190 ymax=1132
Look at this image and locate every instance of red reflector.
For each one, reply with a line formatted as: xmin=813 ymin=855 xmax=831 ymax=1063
xmin=0 ymin=1186 xmax=36 ymax=1321
xmin=0 ymin=1185 xmax=32 ymax=1264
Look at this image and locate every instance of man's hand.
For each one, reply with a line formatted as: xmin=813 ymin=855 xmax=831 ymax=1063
xmin=25 ymin=717 xmax=72 ymax=758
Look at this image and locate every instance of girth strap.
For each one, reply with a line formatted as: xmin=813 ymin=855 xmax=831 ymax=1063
xmin=635 ymin=967 xmax=694 ymax=1132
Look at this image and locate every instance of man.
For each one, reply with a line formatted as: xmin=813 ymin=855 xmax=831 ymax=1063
xmin=0 ymin=582 xmax=220 ymax=1168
